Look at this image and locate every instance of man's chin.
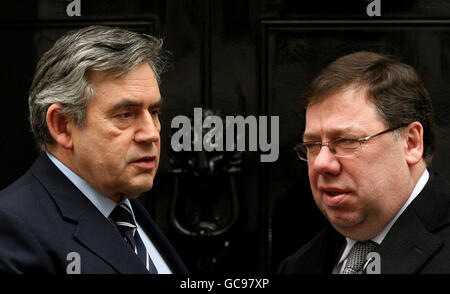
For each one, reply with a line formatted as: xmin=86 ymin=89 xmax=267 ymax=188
xmin=326 ymin=211 xmax=363 ymax=230
xmin=124 ymin=178 xmax=155 ymax=197
xmin=329 ymin=216 xmax=373 ymax=240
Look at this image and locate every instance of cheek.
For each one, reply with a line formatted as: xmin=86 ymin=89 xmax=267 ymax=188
xmin=342 ymin=156 xmax=394 ymax=210
xmin=73 ymin=129 xmax=99 ymax=157
xmin=156 ymin=140 xmax=161 ymax=155
xmin=307 ymin=168 xmax=322 ymax=201
xmin=153 ymin=141 xmax=161 ymax=172
xmin=307 ymin=166 xmax=317 ymax=188
xmin=86 ymin=131 xmax=132 ymax=168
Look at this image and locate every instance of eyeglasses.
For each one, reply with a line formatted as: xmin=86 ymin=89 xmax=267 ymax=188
xmin=294 ymin=125 xmax=406 ymax=162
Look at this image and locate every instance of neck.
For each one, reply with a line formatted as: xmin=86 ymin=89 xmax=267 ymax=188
xmin=46 ymin=146 xmax=128 ymax=203
xmin=409 ymin=160 xmax=427 ymax=189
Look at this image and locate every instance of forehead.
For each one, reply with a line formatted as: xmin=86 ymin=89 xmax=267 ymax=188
xmin=88 ymin=62 xmax=161 ymax=108
xmin=304 ymin=86 xmax=385 ymax=138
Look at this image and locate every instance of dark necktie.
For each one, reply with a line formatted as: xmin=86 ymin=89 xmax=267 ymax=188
xmin=109 ymin=203 xmax=158 ymax=274
xmin=342 ymin=241 xmax=378 ymax=274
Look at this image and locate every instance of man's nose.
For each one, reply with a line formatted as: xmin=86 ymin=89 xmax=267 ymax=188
xmin=310 ymin=145 xmax=341 ymax=176
xmin=134 ymin=112 xmax=160 ymax=143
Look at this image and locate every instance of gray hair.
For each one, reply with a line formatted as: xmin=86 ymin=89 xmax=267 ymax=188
xmin=29 ymin=25 xmax=167 ymax=151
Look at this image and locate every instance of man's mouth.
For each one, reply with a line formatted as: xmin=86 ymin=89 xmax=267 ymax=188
xmin=131 ymin=156 xmax=156 ymax=170
xmin=321 ymin=187 xmax=352 ymax=207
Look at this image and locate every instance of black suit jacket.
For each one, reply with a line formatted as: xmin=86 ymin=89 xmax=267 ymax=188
xmin=0 ymin=153 xmax=188 ymax=274
xmin=278 ymin=172 xmax=450 ymax=274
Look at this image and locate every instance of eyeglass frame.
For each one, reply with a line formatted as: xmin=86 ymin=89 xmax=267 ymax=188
xmin=294 ymin=124 xmax=408 ymax=162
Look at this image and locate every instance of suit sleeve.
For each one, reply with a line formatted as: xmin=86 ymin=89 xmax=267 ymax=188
xmin=0 ymin=207 xmax=55 ymax=273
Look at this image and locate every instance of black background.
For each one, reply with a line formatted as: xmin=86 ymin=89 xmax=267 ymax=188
xmin=0 ymin=0 xmax=449 ymax=274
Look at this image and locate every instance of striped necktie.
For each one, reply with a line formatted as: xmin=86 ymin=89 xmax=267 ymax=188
xmin=109 ymin=203 xmax=158 ymax=274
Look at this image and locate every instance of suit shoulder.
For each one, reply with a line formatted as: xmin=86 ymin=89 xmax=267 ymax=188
xmin=411 ymin=172 xmax=450 ymax=233
xmin=0 ymin=169 xmax=49 ymax=214
xmin=0 ymin=169 xmax=36 ymax=197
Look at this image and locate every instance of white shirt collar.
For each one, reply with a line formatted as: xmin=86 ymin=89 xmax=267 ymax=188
xmin=337 ymin=169 xmax=430 ymax=267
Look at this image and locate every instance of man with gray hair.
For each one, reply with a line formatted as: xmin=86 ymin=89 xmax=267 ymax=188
xmin=0 ymin=26 xmax=187 ymax=274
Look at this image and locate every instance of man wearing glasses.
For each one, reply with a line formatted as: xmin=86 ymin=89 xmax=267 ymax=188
xmin=278 ymin=51 xmax=450 ymax=274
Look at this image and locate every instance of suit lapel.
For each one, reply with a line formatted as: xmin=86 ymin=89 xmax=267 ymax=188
xmin=74 ymin=208 xmax=148 ymax=274
xmin=291 ymin=225 xmax=345 ymax=273
xmin=31 ymin=153 xmax=148 ymax=273
xmin=321 ymin=226 xmax=346 ymax=273
xmin=378 ymin=206 xmax=442 ymax=273
xmin=378 ymin=172 xmax=447 ymax=274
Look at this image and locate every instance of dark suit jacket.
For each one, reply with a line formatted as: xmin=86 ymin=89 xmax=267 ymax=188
xmin=0 ymin=153 xmax=188 ymax=274
xmin=277 ymin=172 xmax=450 ymax=274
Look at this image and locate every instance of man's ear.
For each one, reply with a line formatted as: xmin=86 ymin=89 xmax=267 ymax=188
xmin=404 ymin=121 xmax=424 ymax=166
xmin=46 ymin=103 xmax=74 ymax=149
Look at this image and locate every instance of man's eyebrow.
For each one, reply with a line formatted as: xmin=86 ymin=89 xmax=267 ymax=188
xmin=152 ymin=98 xmax=163 ymax=109
xmin=302 ymin=126 xmax=362 ymax=141
xmin=302 ymin=132 xmax=320 ymax=141
xmin=109 ymin=98 xmax=163 ymax=113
